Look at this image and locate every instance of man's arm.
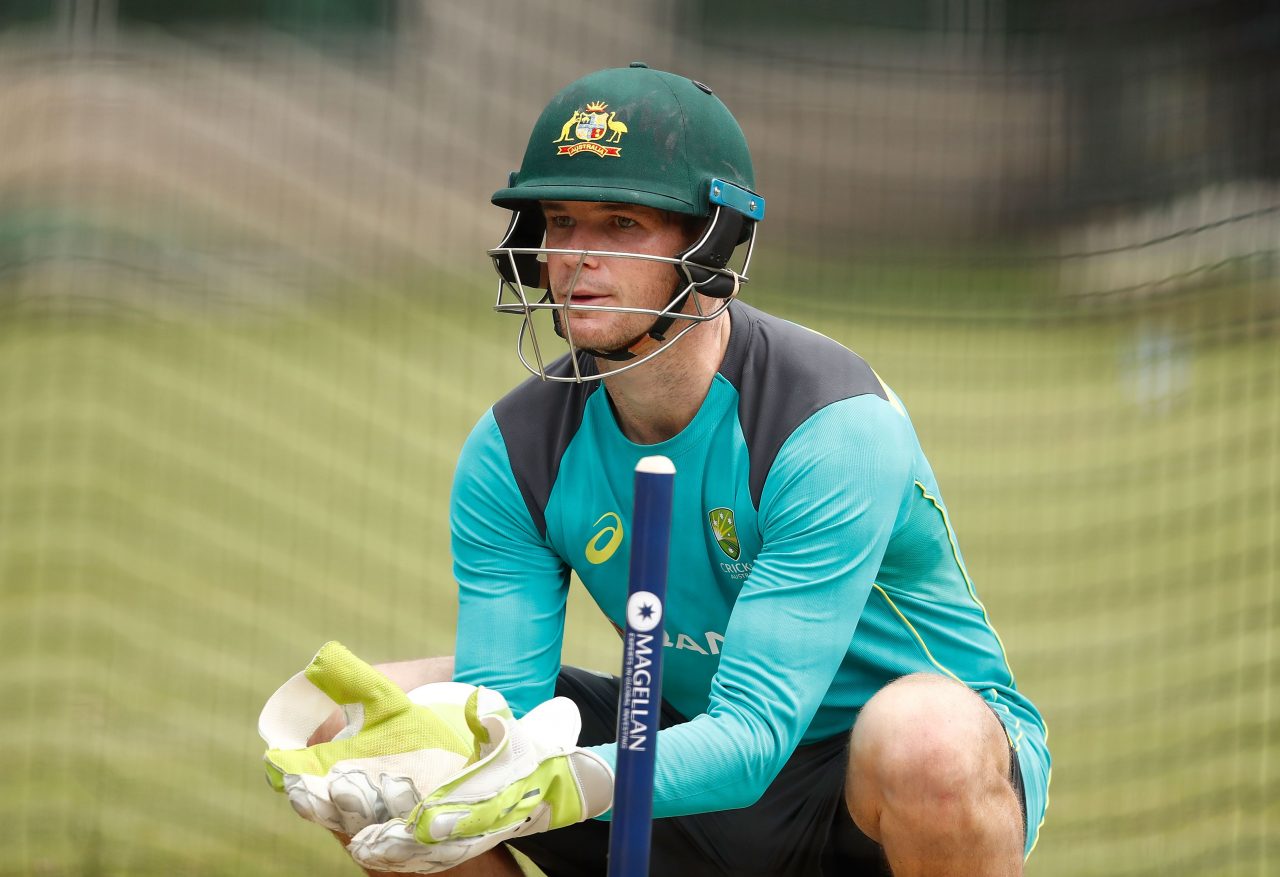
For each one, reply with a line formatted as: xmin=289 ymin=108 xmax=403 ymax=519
xmin=450 ymin=410 xmax=571 ymax=715
xmin=289 ymin=406 xmax=569 ymax=875
xmin=608 ymin=393 xmax=917 ymax=816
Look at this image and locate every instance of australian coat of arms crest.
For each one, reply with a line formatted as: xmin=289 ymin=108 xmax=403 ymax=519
xmin=554 ymin=101 xmax=627 ymax=157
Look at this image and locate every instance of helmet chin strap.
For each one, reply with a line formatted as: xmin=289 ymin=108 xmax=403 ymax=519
xmin=552 ymin=279 xmax=690 ymax=363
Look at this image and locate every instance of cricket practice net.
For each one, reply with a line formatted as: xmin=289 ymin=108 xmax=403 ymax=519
xmin=0 ymin=2 xmax=1276 ymax=874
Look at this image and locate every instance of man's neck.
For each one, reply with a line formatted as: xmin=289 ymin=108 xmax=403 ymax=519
xmin=596 ymin=308 xmax=732 ymax=445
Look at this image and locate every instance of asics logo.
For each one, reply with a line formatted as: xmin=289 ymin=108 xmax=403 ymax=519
xmin=585 ymin=512 xmax=624 ymax=564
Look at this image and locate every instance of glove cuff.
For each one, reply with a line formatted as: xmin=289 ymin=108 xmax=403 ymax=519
xmin=259 ymin=669 xmax=342 ymax=750
xmin=566 ymin=749 xmax=614 ymax=820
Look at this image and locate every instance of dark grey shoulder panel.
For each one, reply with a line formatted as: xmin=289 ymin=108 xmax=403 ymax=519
xmin=719 ymin=302 xmax=888 ymax=508
xmin=492 ymin=352 xmax=599 ymax=538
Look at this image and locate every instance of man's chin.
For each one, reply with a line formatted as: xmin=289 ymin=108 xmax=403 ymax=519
xmin=559 ymin=320 xmax=637 ymax=354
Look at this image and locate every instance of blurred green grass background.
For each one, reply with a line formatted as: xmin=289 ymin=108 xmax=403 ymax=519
xmin=4 ymin=2 xmax=1278 ymax=873
xmin=1 ymin=266 xmax=1276 ymax=876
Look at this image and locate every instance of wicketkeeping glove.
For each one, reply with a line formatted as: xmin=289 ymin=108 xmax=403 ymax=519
xmin=258 ymin=641 xmax=510 ymax=836
xmin=347 ymin=696 xmax=614 ymax=873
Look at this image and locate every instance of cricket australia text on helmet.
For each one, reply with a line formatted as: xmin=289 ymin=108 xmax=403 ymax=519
xmin=490 ymin=63 xmax=766 ymax=382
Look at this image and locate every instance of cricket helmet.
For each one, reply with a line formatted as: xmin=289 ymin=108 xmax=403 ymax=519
xmin=489 ymin=63 xmax=765 ymax=382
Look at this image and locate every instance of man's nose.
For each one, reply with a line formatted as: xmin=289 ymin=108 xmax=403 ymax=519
xmin=551 ymin=252 xmax=588 ymax=299
xmin=551 ymin=231 xmax=600 ymax=267
xmin=550 ymin=243 xmax=598 ymax=291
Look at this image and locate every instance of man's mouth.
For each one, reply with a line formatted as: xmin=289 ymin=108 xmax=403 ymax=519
xmin=564 ymin=291 xmax=608 ymax=306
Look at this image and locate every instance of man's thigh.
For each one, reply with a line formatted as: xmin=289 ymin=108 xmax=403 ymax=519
xmin=507 ymin=667 xmax=890 ymax=877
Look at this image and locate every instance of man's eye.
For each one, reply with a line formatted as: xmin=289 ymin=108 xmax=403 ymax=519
xmin=549 ymin=216 xmax=573 ymax=228
xmin=614 ymin=216 xmax=637 ymax=229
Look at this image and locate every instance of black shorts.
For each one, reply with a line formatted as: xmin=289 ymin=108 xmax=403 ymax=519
xmin=508 ymin=667 xmax=1027 ymax=877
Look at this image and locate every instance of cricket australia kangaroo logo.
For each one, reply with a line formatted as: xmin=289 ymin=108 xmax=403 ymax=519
xmin=708 ymin=507 xmax=740 ymax=560
xmin=553 ymin=100 xmax=627 ymax=157
xmin=585 ymin=512 xmax=624 ymax=564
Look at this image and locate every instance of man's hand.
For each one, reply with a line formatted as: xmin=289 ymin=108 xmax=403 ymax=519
xmin=258 ymin=641 xmax=511 ymax=836
xmin=347 ymin=697 xmax=614 ymax=873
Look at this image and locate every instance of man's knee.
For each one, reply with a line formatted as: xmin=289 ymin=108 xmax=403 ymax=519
xmin=848 ymin=674 xmax=1010 ymax=816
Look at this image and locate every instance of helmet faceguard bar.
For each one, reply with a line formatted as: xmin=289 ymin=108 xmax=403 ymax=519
xmin=490 ymin=243 xmax=742 ymax=290
xmin=489 ymin=216 xmax=759 ymax=383
xmin=500 ymin=270 xmax=729 ymax=383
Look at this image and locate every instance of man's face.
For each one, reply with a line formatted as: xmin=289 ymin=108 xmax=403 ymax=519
xmin=540 ymin=200 xmax=698 ymax=353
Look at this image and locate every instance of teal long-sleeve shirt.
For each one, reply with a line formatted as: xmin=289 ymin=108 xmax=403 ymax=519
xmin=451 ymin=301 xmax=1047 ymax=818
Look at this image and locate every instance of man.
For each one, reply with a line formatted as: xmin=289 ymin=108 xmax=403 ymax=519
xmin=262 ymin=64 xmax=1049 ymax=876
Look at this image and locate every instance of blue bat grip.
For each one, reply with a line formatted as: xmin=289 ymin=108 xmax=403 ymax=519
xmin=607 ymin=455 xmax=675 ymax=877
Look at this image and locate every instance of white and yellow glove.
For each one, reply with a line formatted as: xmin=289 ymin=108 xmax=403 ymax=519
xmin=258 ymin=641 xmax=510 ymax=836
xmin=347 ymin=696 xmax=614 ymax=873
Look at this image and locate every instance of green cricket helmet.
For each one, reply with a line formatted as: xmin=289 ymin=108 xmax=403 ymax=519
xmin=489 ymin=63 xmax=766 ymax=382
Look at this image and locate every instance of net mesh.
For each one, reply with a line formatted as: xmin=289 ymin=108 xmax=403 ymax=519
xmin=1 ymin=2 xmax=1276 ymax=874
